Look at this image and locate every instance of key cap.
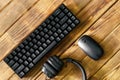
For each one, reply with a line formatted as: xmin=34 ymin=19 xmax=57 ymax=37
xmin=12 ymin=62 xmax=19 ymax=70
xmin=15 ymin=65 xmax=24 ymax=73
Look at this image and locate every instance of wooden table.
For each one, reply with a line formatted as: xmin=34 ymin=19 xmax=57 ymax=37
xmin=0 ymin=0 xmax=120 ymax=80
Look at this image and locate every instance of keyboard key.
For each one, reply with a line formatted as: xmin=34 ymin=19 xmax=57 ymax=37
xmin=19 ymin=72 xmax=25 ymax=78
xmin=32 ymin=39 xmax=37 ymax=43
xmin=70 ymin=23 xmax=76 ymax=28
xmin=49 ymin=15 xmax=54 ymax=20
xmin=59 ymin=16 xmax=68 ymax=25
xmin=51 ymin=27 xmax=56 ymax=32
xmin=36 ymin=35 xmax=41 ymax=40
xmin=43 ymin=28 xmax=48 ymax=33
xmin=58 ymin=12 xmax=65 ymax=19
xmin=31 ymin=54 xmax=36 ymax=59
xmin=53 ymin=8 xmax=61 ymax=16
xmin=67 ymin=19 xmax=72 ymax=25
xmin=15 ymin=65 xmax=24 ymax=74
xmin=63 ymin=30 xmax=68 ymax=35
xmin=12 ymin=62 xmax=19 ymax=70
xmin=51 ymin=21 xmax=56 ymax=26
xmin=46 ymin=40 xmax=51 ymax=45
xmin=57 ymin=29 xmax=62 ymax=34
xmin=15 ymin=48 xmax=21 ymax=52
xmin=67 ymin=27 xmax=72 ymax=32
xmin=28 ymin=57 xmax=32 ymax=62
xmin=24 ymin=67 xmax=29 ymax=73
xmin=67 ymin=12 xmax=72 ymax=17
xmin=25 ymin=46 xmax=30 ymax=50
xmin=24 ymin=61 xmax=29 ymax=66
xmin=42 ymin=43 xmax=47 ymax=48
xmin=55 ymin=17 xmax=59 ymax=22
xmin=47 ymin=24 xmax=52 ymax=29
xmin=8 ymin=54 xmax=13 ymax=59
xmin=21 ymin=49 xmax=26 ymax=54
xmin=56 ymin=37 xmax=61 ymax=42
xmin=60 ymin=4 xmax=65 ymax=10
xmin=38 ymin=47 xmax=43 ymax=52
xmin=71 ymin=16 xmax=76 ymax=21
xmin=49 ymin=36 xmax=55 ymax=41
xmin=23 ymin=40 xmax=28 ymax=45
xmin=22 ymin=55 xmax=27 ymax=60
xmin=29 ymin=42 xmax=33 ymax=47
xmin=8 ymin=60 xmax=15 ymax=67
xmin=44 ymin=34 xmax=49 ymax=39
xmin=40 ymin=31 xmax=45 ymax=36
xmin=56 ymin=24 xmax=60 ymax=28
xmin=45 ymin=19 xmax=50 ymax=24
xmin=64 ymin=8 xmax=69 ymax=13
xmin=41 ymin=22 xmax=46 ymax=27
xmin=18 ymin=53 xmax=22 ymax=57
xmin=34 ymin=29 xmax=39 ymax=34
xmin=12 ymin=51 xmax=17 ymax=55
xmin=30 ymin=48 xmax=34 ymax=53
xmin=37 ymin=41 xmax=41 ymax=46
xmin=28 ymin=63 xmax=34 ymax=68
xmin=60 ymin=34 xmax=65 ymax=39
xmin=26 ymin=52 xmax=31 ymax=57
xmin=53 ymin=32 xmax=58 ymax=37
xmin=35 ymin=50 xmax=40 ymax=55
xmin=74 ymin=19 xmax=80 ymax=25
xmin=18 ymin=59 xmax=23 ymax=64
xmin=14 ymin=56 xmax=19 ymax=61
xmin=61 ymin=23 xmax=68 ymax=30
xmin=4 ymin=57 xmax=9 ymax=63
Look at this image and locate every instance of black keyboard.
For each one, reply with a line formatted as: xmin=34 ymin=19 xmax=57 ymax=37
xmin=4 ymin=4 xmax=80 ymax=78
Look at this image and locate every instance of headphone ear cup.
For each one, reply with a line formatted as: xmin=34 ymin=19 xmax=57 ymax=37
xmin=48 ymin=56 xmax=64 ymax=71
xmin=41 ymin=56 xmax=64 ymax=78
xmin=42 ymin=62 xmax=57 ymax=78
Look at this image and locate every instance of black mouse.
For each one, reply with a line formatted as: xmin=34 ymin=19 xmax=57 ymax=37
xmin=78 ymin=35 xmax=104 ymax=60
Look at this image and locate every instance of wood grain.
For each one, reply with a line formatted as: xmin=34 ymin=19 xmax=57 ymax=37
xmin=0 ymin=0 xmax=39 ymax=37
xmin=90 ymin=49 xmax=120 ymax=80
xmin=0 ymin=0 xmax=11 ymax=11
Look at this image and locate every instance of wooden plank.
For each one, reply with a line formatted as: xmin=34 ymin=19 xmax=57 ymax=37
xmin=90 ymin=50 xmax=120 ymax=80
xmin=0 ymin=0 xmax=39 ymax=37
xmin=101 ymin=64 xmax=120 ymax=80
xmin=64 ymin=0 xmax=91 ymax=14
xmin=0 ymin=0 xmax=11 ymax=11
xmin=0 ymin=61 xmax=14 ymax=80
xmin=0 ymin=0 xmax=64 ymax=61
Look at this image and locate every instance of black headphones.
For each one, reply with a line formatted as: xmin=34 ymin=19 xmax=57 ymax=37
xmin=41 ymin=35 xmax=104 ymax=80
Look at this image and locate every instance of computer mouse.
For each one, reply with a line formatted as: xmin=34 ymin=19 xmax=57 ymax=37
xmin=78 ymin=35 xmax=104 ymax=60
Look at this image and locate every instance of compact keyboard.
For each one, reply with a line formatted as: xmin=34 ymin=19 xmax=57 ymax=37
xmin=4 ymin=4 xmax=80 ymax=78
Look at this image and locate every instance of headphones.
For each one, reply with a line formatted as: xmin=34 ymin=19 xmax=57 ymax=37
xmin=41 ymin=35 xmax=104 ymax=80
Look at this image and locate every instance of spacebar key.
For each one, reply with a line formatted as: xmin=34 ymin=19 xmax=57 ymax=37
xmin=33 ymin=41 xmax=57 ymax=64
